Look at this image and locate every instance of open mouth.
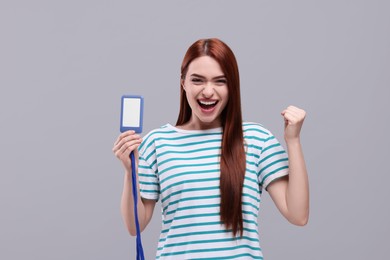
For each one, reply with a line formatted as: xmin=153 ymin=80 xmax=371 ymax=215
xmin=198 ymin=100 xmax=218 ymax=110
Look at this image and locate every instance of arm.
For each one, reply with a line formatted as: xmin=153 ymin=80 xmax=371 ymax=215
xmin=121 ymin=171 xmax=156 ymax=236
xmin=113 ymin=131 xmax=156 ymax=236
xmin=267 ymin=106 xmax=309 ymax=226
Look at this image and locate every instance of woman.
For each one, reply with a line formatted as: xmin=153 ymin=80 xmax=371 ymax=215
xmin=113 ymin=38 xmax=309 ymax=259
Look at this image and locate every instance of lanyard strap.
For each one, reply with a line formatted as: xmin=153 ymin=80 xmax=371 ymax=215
xmin=130 ymin=151 xmax=145 ymax=260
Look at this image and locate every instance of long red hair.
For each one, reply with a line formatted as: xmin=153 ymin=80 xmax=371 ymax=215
xmin=176 ymin=38 xmax=246 ymax=237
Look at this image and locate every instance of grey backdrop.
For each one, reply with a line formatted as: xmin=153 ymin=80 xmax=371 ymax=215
xmin=1 ymin=0 xmax=389 ymax=259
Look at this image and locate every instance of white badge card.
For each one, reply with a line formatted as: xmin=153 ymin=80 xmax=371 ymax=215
xmin=120 ymin=95 xmax=144 ymax=133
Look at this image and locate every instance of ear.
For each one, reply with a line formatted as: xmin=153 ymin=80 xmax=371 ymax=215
xmin=181 ymin=78 xmax=186 ymax=91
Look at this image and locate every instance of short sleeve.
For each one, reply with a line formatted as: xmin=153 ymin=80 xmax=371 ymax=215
xmin=257 ymin=131 xmax=289 ymax=190
xmin=138 ymin=133 xmax=160 ymax=201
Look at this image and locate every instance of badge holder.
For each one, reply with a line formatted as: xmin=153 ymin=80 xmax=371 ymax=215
xmin=120 ymin=95 xmax=145 ymax=260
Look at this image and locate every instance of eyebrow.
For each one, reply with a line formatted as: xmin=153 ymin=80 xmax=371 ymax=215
xmin=190 ymin=73 xmax=226 ymax=79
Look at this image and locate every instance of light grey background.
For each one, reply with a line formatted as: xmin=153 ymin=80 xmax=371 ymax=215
xmin=1 ymin=0 xmax=389 ymax=259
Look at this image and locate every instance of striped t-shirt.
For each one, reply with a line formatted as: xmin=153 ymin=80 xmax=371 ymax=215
xmin=138 ymin=122 xmax=289 ymax=259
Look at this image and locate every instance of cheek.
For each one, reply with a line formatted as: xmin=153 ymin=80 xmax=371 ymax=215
xmin=185 ymin=88 xmax=197 ymax=105
xmin=185 ymin=86 xmax=198 ymax=98
xmin=221 ymin=88 xmax=229 ymax=103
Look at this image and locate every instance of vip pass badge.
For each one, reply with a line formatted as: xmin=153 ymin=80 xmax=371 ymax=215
xmin=120 ymin=95 xmax=145 ymax=260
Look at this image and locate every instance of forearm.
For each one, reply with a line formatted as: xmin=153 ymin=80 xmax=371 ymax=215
xmin=285 ymin=138 xmax=309 ymax=225
xmin=121 ymin=170 xmax=148 ymax=236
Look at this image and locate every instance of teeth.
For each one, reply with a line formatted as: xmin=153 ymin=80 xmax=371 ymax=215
xmin=199 ymin=100 xmax=217 ymax=105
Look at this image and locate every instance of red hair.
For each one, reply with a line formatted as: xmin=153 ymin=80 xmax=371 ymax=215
xmin=176 ymin=38 xmax=246 ymax=237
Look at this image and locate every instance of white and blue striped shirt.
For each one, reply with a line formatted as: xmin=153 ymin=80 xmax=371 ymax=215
xmin=138 ymin=122 xmax=289 ymax=259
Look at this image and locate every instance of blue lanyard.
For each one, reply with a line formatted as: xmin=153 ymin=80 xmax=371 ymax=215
xmin=130 ymin=151 xmax=145 ymax=260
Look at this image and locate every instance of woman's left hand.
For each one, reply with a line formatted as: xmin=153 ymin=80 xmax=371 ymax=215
xmin=281 ymin=105 xmax=306 ymax=142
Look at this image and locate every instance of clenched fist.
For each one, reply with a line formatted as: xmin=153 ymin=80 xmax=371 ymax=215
xmin=281 ymin=105 xmax=306 ymax=142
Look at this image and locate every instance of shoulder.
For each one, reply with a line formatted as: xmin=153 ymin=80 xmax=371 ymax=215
xmin=142 ymin=124 xmax=173 ymax=139
xmin=139 ymin=124 xmax=175 ymax=152
xmin=242 ymin=122 xmax=272 ymax=138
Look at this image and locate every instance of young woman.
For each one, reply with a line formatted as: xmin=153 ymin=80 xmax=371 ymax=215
xmin=113 ymin=38 xmax=309 ymax=259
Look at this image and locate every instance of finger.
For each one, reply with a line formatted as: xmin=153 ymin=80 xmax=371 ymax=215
xmin=115 ymin=139 xmax=141 ymax=159
xmin=113 ymin=139 xmax=141 ymax=158
xmin=116 ymin=137 xmax=142 ymax=156
xmin=281 ymin=110 xmax=289 ymax=117
xmin=282 ymin=108 xmax=306 ymax=122
xmin=286 ymin=105 xmax=303 ymax=114
xmin=115 ymin=130 xmax=136 ymax=145
xmin=283 ymin=105 xmax=304 ymax=113
xmin=287 ymin=105 xmax=305 ymax=113
xmin=133 ymin=147 xmax=139 ymax=158
xmin=286 ymin=105 xmax=299 ymax=111
xmin=284 ymin=109 xmax=300 ymax=118
xmin=282 ymin=112 xmax=299 ymax=125
xmin=281 ymin=108 xmax=297 ymax=115
xmin=114 ymin=130 xmax=136 ymax=146
xmin=286 ymin=106 xmax=306 ymax=118
xmin=118 ymin=142 xmax=142 ymax=159
xmin=113 ymin=134 xmax=141 ymax=152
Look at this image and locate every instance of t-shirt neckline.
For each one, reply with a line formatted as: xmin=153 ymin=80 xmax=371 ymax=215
xmin=165 ymin=123 xmax=223 ymax=134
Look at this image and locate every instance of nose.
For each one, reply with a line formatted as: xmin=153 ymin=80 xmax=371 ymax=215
xmin=202 ymin=82 xmax=215 ymax=98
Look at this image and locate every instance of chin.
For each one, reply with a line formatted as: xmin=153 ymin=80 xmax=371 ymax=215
xmin=197 ymin=115 xmax=221 ymax=126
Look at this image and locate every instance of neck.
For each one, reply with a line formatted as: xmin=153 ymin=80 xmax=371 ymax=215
xmin=177 ymin=117 xmax=222 ymax=130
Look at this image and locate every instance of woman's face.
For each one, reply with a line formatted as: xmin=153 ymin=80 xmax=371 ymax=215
xmin=182 ymin=56 xmax=229 ymax=130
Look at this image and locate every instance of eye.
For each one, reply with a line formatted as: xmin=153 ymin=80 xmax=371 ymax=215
xmin=215 ymin=79 xmax=227 ymax=85
xmin=191 ymin=78 xmax=203 ymax=84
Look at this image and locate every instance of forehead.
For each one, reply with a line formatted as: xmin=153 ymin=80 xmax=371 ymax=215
xmin=186 ymin=56 xmax=224 ymax=77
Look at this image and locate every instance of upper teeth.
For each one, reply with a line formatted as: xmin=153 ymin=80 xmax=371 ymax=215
xmin=200 ymin=101 xmax=217 ymax=105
